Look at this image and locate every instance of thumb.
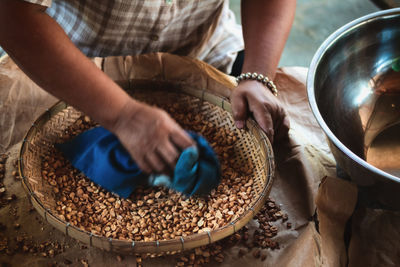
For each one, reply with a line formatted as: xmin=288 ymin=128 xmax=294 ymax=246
xmin=231 ymin=93 xmax=248 ymax=129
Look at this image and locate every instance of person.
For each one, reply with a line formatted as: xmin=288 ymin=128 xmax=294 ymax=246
xmin=0 ymin=0 xmax=295 ymax=175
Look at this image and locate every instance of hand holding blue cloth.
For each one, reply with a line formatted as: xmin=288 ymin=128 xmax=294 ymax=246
xmin=56 ymin=127 xmax=220 ymax=198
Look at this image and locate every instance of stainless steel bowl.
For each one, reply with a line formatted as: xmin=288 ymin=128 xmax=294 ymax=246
xmin=307 ymin=8 xmax=400 ymax=209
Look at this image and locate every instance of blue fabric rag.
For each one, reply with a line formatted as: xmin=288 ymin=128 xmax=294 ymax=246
xmin=55 ymin=127 xmax=220 ymax=198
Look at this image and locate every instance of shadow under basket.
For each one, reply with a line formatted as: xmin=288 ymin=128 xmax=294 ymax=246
xmin=18 ymin=81 xmax=275 ymax=255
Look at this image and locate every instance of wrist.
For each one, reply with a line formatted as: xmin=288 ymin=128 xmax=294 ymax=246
xmin=241 ymin=62 xmax=276 ymax=80
xmin=236 ymin=72 xmax=278 ymax=96
xmin=102 ymin=96 xmax=141 ymax=133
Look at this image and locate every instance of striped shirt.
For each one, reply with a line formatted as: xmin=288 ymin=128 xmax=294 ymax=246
xmin=7 ymin=0 xmax=243 ymax=73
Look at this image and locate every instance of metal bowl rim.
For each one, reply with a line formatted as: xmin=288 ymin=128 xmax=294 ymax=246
xmin=306 ymin=8 xmax=400 ymax=183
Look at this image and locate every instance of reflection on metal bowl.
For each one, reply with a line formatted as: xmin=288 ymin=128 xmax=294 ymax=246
xmin=307 ymin=8 xmax=400 ymax=209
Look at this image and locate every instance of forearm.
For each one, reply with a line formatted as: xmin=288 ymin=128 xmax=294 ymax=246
xmin=241 ymin=0 xmax=296 ymax=79
xmin=0 ymin=0 xmax=133 ymax=130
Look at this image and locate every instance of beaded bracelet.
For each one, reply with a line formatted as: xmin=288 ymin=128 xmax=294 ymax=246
xmin=236 ymin=72 xmax=278 ymax=96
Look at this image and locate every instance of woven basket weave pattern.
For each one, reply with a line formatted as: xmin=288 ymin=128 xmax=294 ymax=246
xmin=20 ymin=87 xmax=274 ymax=254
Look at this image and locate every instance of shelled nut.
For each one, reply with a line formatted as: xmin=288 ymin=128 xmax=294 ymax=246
xmin=41 ymin=106 xmax=258 ymax=243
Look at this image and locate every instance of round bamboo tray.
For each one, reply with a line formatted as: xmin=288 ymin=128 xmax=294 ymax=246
xmin=18 ymin=80 xmax=275 ymax=254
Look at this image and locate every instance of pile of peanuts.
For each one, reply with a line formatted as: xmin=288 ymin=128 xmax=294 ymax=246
xmin=41 ymin=102 xmax=261 ymax=243
xmin=13 ymin=99 xmax=293 ymax=266
xmin=135 ymin=195 xmax=289 ymax=266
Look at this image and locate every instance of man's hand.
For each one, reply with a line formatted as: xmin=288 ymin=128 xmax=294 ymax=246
xmin=112 ymin=100 xmax=194 ymax=174
xmin=235 ymin=0 xmax=295 ymax=142
xmin=231 ymin=80 xmax=289 ymax=143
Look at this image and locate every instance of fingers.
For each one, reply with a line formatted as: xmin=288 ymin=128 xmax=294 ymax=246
xmin=170 ymin=128 xmax=194 ymax=150
xmin=114 ymin=103 xmax=193 ymax=175
xmin=144 ymin=151 xmax=166 ymax=174
xmin=156 ymin=141 xmax=179 ymax=170
xmin=133 ymin=142 xmax=179 ymax=175
xmin=144 ymin=134 xmax=191 ymax=174
xmin=135 ymin=157 xmax=152 ymax=174
xmin=254 ymin=111 xmax=275 ymax=144
xmin=231 ymin=92 xmax=248 ymax=129
xmin=145 ymin=127 xmax=192 ymax=174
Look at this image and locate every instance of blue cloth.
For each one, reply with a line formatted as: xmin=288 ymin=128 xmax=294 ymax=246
xmin=55 ymin=127 xmax=220 ymax=198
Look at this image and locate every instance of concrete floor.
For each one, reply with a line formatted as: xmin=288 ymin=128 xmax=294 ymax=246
xmin=230 ymin=0 xmax=379 ymax=68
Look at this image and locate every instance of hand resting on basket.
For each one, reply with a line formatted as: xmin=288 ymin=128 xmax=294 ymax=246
xmin=55 ymin=127 xmax=221 ymax=198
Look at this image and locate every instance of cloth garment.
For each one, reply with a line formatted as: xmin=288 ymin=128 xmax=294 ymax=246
xmin=55 ymin=127 xmax=220 ymax=198
xmin=148 ymin=135 xmax=221 ymax=196
xmin=6 ymin=0 xmax=244 ymax=73
xmin=230 ymin=50 xmax=245 ymax=77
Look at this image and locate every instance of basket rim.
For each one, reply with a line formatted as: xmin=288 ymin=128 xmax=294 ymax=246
xmin=18 ymin=86 xmax=275 ymax=253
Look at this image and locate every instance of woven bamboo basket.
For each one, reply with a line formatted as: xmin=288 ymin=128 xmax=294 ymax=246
xmin=18 ymin=79 xmax=275 ymax=254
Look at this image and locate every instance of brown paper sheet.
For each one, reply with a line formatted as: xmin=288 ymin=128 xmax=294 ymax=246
xmin=0 ymin=53 xmax=356 ymax=266
xmin=348 ymin=207 xmax=400 ymax=267
xmin=0 ymin=56 xmax=57 ymax=153
xmin=316 ymin=177 xmax=358 ymax=267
